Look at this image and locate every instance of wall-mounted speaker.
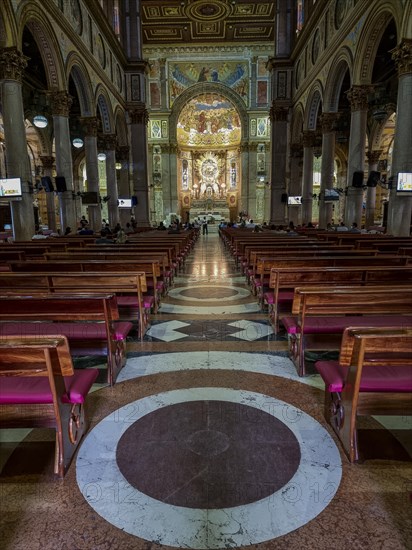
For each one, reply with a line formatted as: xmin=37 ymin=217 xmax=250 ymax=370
xmin=131 ymin=196 xmax=138 ymax=206
xmin=281 ymin=193 xmax=288 ymax=203
xmin=367 ymin=171 xmax=380 ymax=187
xmin=352 ymin=171 xmax=364 ymax=188
xmin=55 ymin=176 xmax=67 ymax=193
xmin=41 ymin=176 xmax=54 ymax=192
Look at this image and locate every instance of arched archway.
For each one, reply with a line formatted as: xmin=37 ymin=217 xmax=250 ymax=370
xmin=169 ymin=83 xmax=247 ymax=223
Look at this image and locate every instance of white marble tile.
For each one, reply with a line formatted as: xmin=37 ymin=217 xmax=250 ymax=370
xmin=159 ymin=302 xmax=261 ymax=314
xmin=77 ymin=388 xmax=342 ymax=548
xmin=146 ymin=320 xmax=191 ymax=342
xmin=119 ymin=351 xmax=322 ymax=389
xmin=227 ymin=320 xmax=274 ymax=341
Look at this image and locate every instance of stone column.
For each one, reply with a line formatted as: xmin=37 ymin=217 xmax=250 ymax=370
xmin=81 ymin=116 xmax=101 ymax=231
xmin=51 ymin=90 xmax=76 ymax=232
xmin=240 ymin=143 xmax=250 ymax=217
xmin=365 ymin=149 xmax=382 ymax=228
xmin=167 ymin=143 xmax=179 ymax=217
xmin=102 ymin=134 xmax=119 ymax=228
xmin=288 ymin=143 xmax=303 ymax=225
xmin=116 ymin=145 xmax=131 ymax=227
xmin=344 ymin=85 xmax=371 ymax=227
xmin=0 ymin=47 xmax=35 ymax=240
xmin=251 ymin=57 xmax=258 ymax=108
xmin=301 ymin=130 xmax=315 ymax=225
xmin=129 ymin=106 xmax=150 ymax=226
xmin=318 ymin=112 xmax=338 ymax=229
xmin=387 ymin=39 xmax=412 ymax=236
xmin=159 ymin=59 xmax=167 ymax=110
xmin=269 ymin=104 xmax=289 ymax=224
xmin=39 ymin=155 xmax=57 ymax=231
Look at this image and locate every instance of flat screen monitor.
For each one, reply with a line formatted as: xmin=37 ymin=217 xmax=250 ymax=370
xmin=396 ymin=172 xmax=412 ymax=194
xmin=288 ymin=196 xmax=302 ymax=205
xmin=324 ymin=189 xmax=340 ymax=201
xmin=0 ymin=177 xmax=22 ymax=198
xmin=118 ymin=198 xmax=132 ymax=208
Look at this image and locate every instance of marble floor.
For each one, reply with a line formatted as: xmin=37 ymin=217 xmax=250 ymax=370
xmin=1 ymin=230 xmax=411 ymax=550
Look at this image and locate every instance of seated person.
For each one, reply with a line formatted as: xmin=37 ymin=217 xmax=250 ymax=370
xmin=95 ymin=229 xmax=113 ymax=244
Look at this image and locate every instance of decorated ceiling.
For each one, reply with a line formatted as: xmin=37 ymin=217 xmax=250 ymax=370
xmin=141 ymin=0 xmax=275 ymax=44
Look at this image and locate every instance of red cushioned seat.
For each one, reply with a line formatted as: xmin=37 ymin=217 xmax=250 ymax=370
xmin=0 ymin=321 xmax=133 ymax=340
xmin=315 ymin=360 xmax=412 ymax=393
xmin=117 ymin=295 xmax=155 ymax=309
xmin=264 ymin=292 xmax=274 ymax=305
xmin=0 ymin=368 xmax=99 ymax=405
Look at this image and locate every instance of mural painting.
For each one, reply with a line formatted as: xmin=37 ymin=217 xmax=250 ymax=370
xmin=177 ymin=93 xmax=241 ymax=148
xmin=169 ymin=61 xmax=249 ymax=105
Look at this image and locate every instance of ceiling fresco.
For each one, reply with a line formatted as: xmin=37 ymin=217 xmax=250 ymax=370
xmin=177 ymin=93 xmax=241 ymax=148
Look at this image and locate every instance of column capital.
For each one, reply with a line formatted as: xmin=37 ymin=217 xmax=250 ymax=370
xmin=39 ymin=155 xmax=55 ymax=169
xmin=81 ymin=116 xmax=99 ymax=137
xmin=116 ymin=145 xmax=130 ymax=160
xmin=302 ymin=130 xmax=316 ymax=148
xmin=100 ymin=133 xmax=117 ymax=151
xmin=391 ymin=39 xmax=412 ymax=77
xmin=319 ymin=112 xmax=338 ymax=133
xmin=0 ymin=47 xmax=28 ymax=82
xmin=346 ymin=85 xmax=373 ymax=111
xmin=128 ymin=106 xmax=149 ymax=125
xmin=50 ymin=90 xmax=73 ymax=117
xmin=366 ymin=149 xmax=383 ymax=164
xmin=269 ymin=104 xmax=289 ymax=122
xmin=239 ymin=143 xmax=250 ymax=153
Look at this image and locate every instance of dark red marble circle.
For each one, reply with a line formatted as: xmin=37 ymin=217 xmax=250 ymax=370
xmin=116 ymin=400 xmax=301 ymax=509
xmin=179 ymin=287 xmax=237 ymax=299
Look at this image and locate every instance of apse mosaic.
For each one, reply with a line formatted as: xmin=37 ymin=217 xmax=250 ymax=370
xmin=169 ymin=61 xmax=249 ymax=105
xmin=177 ymin=93 xmax=241 ymax=147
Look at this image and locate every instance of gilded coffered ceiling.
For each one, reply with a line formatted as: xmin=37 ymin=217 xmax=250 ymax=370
xmin=141 ymin=0 xmax=275 ymax=44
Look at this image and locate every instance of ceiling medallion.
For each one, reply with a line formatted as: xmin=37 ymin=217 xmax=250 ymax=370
xmin=186 ymin=0 xmax=231 ymax=22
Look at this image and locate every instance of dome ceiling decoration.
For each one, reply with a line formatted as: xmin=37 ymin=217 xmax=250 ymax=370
xmin=141 ymin=0 xmax=275 ymax=44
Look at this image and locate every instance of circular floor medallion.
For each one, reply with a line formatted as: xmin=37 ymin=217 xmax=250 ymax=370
xmin=77 ymin=388 xmax=342 ymax=549
xmin=116 ymin=400 xmax=301 ymax=508
xmin=179 ymin=287 xmax=238 ymax=299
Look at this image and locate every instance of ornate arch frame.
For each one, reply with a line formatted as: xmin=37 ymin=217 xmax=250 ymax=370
xmin=323 ymin=49 xmax=353 ymax=112
xmin=95 ymin=85 xmax=114 ymax=134
xmin=354 ymin=4 xmax=398 ymax=85
xmin=17 ymin=6 xmax=65 ymax=90
xmin=66 ymin=53 xmax=94 ymax=116
xmin=169 ymin=82 xmax=248 ymax=143
xmin=304 ymin=83 xmax=324 ymax=131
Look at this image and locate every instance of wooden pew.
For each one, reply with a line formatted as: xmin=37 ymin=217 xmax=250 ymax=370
xmin=44 ymin=251 xmax=173 ymax=292
xmin=253 ymin=254 xmax=410 ymax=305
xmin=8 ymin=259 xmax=161 ymax=313
xmin=0 ymin=267 xmax=148 ymax=334
xmin=0 ymin=293 xmax=133 ymax=386
xmin=0 ymin=271 xmax=148 ymax=339
xmin=0 ymin=335 xmax=99 ymax=477
xmin=264 ymin=265 xmax=412 ymax=334
xmin=315 ymin=327 xmax=412 ymax=462
xmin=282 ymin=285 xmax=412 ymax=376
